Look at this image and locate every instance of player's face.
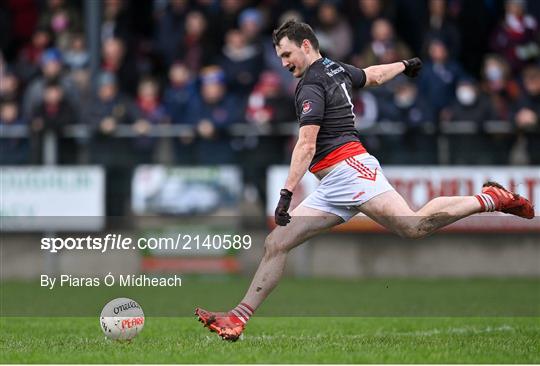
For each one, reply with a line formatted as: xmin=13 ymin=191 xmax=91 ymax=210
xmin=275 ymin=37 xmax=310 ymax=78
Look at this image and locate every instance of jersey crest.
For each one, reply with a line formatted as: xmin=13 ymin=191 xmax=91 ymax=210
xmin=302 ymin=100 xmax=312 ymax=114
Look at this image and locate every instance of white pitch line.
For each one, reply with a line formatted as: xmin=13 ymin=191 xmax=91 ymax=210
xmin=246 ymin=325 xmax=515 ymax=341
xmin=376 ymin=324 xmax=514 ymax=337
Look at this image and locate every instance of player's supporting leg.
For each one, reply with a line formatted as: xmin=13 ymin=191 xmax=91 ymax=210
xmin=239 ymin=205 xmax=343 ymax=310
xmin=195 ymin=205 xmax=343 ymax=340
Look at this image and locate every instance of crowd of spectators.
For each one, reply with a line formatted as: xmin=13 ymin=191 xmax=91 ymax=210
xmin=1 ymin=0 xmax=540 ymax=207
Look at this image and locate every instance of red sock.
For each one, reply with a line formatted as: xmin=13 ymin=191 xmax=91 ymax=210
xmin=230 ymin=302 xmax=254 ymax=325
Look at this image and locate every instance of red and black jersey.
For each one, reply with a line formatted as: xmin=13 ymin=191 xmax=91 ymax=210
xmin=294 ymin=57 xmax=368 ymax=173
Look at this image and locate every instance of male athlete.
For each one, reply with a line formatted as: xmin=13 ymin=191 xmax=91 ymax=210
xmin=195 ymin=20 xmax=534 ymax=341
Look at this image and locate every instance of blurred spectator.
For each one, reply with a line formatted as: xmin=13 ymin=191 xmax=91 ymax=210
xmin=443 ymin=78 xmax=495 ymax=123
xmin=219 ymin=29 xmax=264 ymax=102
xmin=352 ymin=89 xmax=379 ymax=130
xmin=246 ymin=71 xmax=295 ymax=126
xmin=101 ymin=0 xmax=133 ymax=45
xmin=513 ymin=64 xmax=540 ymax=163
xmin=0 ymin=100 xmax=28 ymax=165
xmin=85 ymin=73 xmax=131 ymax=137
xmin=296 ymin=0 xmax=321 ymax=25
xmin=243 ymin=71 xmax=296 ymax=203
xmin=444 ymin=78 xmax=511 ymax=165
xmin=164 ymin=62 xmax=198 ymax=164
xmin=354 ymin=18 xmax=412 ymax=67
xmin=30 ymin=80 xmax=77 ymax=163
xmin=490 ymin=0 xmax=540 ymax=73
xmin=378 ymin=78 xmax=436 ymax=163
xmin=101 ymin=37 xmax=138 ymax=96
xmin=514 ymin=65 xmax=540 ymax=126
xmin=154 ymin=0 xmax=189 ymax=67
xmin=38 ymin=0 xmax=81 ymax=52
xmin=191 ymin=66 xmax=242 ymax=164
xmin=85 ymin=72 xmax=132 ymax=215
xmin=0 ymin=71 xmax=21 ymax=105
xmin=264 ymin=10 xmax=300 ymax=93
xmin=314 ymin=1 xmax=353 ymax=61
xmin=63 ymin=33 xmax=91 ymax=105
xmin=240 ymin=7 xmax=292 ymax=86
xmin=418 ymin=38 xmax=464 ymax=118
xmin=63 ymin=33 xmax=89 ymax=70
xmin=129 ymin=77 xmax=169 ymax=164
xmin=349 ymin=88 xmax=381 ymax=163
xmin=22 ymin=48 xmax=80 ymax=120
xmin=423 ymin=0 xmax=461 ymax=59
xmin=177 ymin=10 xmax=217 ymax=73
xmin=164 ymin=62 xmax=197 ymax=125
xmin=239 ymin=8 xmax=264 ymax=48
xmin=380 ymin=78 xmax=435 ymax=125
xmin=215 ymin=0 xmax=246 ymax=42
xmin=16 ymin=27 xmax=52 ymax=83
xmin=348 ymin=0 xmax=392 ymax=56
xmin=480 ymin=54 xmax=521 ymax=120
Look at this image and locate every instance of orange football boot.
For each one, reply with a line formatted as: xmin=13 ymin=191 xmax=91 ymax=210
xmin=482 ymin=181 xmax=534 ymax=219
xmin=195 ymin=308 xmax=245 ymax=341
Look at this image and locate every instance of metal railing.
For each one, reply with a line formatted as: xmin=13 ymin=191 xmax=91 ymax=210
xmin=0 ymin=120 xmax=525 ymax=166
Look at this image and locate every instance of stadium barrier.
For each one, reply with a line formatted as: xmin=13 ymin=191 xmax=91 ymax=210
xmin=1 ymin=120 xmax=529 ymax=167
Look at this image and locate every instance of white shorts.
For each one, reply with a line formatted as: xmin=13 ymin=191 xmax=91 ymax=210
xmin=301 ymin=153 xmax=395 ymax=221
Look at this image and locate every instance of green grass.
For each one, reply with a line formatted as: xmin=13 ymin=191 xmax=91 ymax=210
xmin=2 ymin=277 xmax=539 ymax=316
xmin=1 ymin=317 xmax=539 ymax=363
xmin=1 ymin=278 xmax=539 ymax=363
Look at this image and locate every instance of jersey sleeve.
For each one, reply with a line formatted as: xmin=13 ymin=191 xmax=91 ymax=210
xmin=296 ymin=83 xmax=325 ymax=126
xmin=339 ymin=62 xmax=367 ymax=88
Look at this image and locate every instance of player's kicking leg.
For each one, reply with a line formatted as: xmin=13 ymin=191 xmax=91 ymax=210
xmin=195 ymin=205 xmax=343 ymax=341
xmin=358 ymin=181 xmax=534 ymax=239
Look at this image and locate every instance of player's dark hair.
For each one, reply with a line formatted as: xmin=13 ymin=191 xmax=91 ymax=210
xmin=272 ymin=20 xmax=319 ymax=50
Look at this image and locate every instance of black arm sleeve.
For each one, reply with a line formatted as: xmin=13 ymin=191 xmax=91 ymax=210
xmin=296 ymin=83 xmax=325 ymax=126
xmin=339 ymin=62 xmax=367 ymax=88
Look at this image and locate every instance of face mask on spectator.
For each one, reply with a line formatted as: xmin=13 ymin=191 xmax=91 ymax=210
xmin=485 ymin=66 xmax=504 ymax=82
xmin=456 ymin=86 xmax=477 ymax=106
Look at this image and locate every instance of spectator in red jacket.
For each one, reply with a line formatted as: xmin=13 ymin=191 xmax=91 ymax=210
xmin=490 ymin=0 xmax=539 ymax=73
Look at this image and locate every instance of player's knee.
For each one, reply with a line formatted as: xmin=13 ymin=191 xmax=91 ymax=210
xmin=263 ymin=233 xmax=288 ymax=257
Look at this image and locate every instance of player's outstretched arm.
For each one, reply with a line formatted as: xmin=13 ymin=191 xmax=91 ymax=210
xmin=363 ymin=57 xmax=422 ymax=87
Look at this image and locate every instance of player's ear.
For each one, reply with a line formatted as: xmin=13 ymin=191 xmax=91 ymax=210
xmin=302 ymin=39 xmax=310 ymax=52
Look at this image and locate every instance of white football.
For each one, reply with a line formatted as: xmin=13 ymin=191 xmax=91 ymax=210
xmin=100 ymin=298 xmax=145 ymax=341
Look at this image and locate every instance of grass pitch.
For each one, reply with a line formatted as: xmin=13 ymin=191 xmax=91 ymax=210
xmin=1 ymin=277 xmax=539 ymax=363
xmin=1 ymin=317 xmax=539 ymax=363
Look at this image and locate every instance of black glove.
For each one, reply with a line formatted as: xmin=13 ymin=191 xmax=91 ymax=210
xmin=275 ymin=189 xmax=293 ymax=226
xmin=402 ymin=57 xmax=422 ymax=78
